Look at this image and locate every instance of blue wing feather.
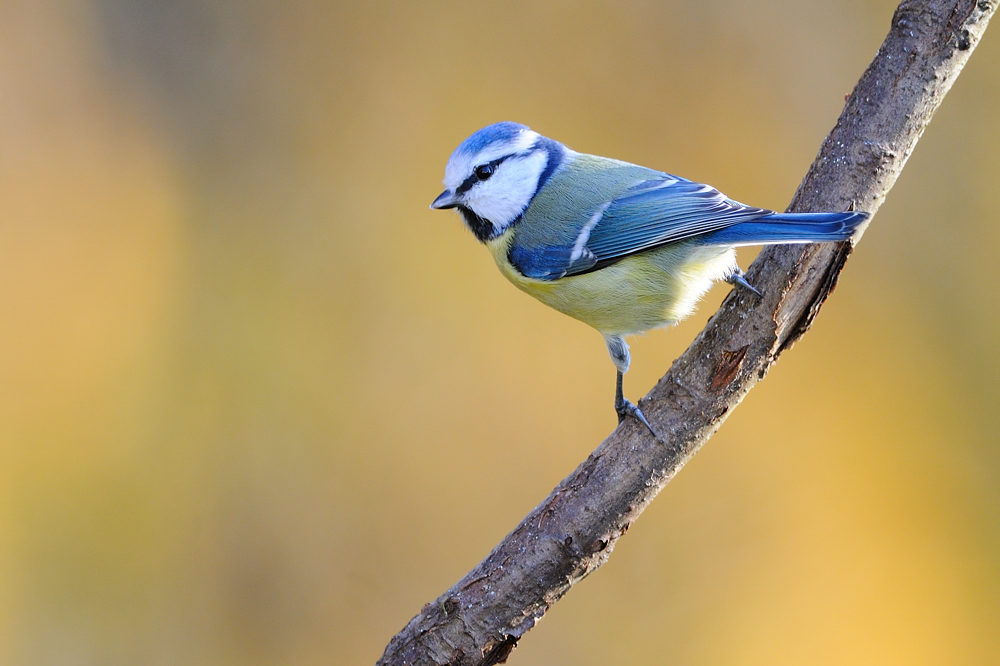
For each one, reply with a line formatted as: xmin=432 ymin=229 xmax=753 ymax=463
xmin=509 ymin=244 xmax=597 ymax=280
xmin=509 ymin=173 xmax=866 ymax=281
xmin=560 ymin=178 xmax=771 ymax=276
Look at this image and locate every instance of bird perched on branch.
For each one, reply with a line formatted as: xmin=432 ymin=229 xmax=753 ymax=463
xmin=431 ymin=122 xmax=868 ymax=437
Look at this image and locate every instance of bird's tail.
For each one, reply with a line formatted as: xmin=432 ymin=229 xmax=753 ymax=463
xmin=700 ymin=211 xmax=869 ymax=247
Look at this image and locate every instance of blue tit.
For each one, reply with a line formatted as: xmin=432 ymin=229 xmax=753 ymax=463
xmin=431 ymin=122 xmax=868 ymax=436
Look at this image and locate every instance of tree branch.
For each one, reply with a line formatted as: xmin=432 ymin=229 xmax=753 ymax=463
xmin=378 ymin=1 xmax=996 ymax=664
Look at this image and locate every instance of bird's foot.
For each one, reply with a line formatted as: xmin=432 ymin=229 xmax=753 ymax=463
xmin=615 ymin=398 xmax=662 ymax=442
xmin=725 ymin=269 xmax=762 ymax=297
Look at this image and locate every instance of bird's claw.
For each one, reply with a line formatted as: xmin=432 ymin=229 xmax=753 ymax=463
xmin=725 ymin=269 xmax=762 ymax=297
xmin=616 ymin=398 xmax=662 ymax=442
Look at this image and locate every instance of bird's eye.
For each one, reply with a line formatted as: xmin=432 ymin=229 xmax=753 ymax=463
xmin=475 ymin=164 xmax=495 ymax=180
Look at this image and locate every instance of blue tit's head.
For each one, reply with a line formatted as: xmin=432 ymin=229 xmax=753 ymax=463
xmin=431 ymin=122 xmax=566 ymax=242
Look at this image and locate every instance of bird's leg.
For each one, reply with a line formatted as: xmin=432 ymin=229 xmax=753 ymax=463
xmin=725 ymin=268 xmax=762 ymax=297
xmin=614 ymin=370 xmax=660 ymax=440
xmin=605 ymin=334 xmax=660 ymax=440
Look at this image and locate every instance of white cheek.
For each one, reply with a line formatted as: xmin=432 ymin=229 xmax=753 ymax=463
xmin=465 ymin=152 xmax=547 ymax=229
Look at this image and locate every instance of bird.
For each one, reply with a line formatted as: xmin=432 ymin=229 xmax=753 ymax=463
xmin=430 ymin=122 xmax=868 ymax=437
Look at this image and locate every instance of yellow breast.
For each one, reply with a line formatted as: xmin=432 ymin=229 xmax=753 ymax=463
xmin=486 ymin=230 xmax=736 ymax=335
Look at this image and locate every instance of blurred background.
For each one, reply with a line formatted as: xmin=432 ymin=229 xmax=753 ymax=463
xmin=1 ymin=1 xmax=998 ymax=664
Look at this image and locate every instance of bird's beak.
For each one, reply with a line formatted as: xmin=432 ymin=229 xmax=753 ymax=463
xmin=430 ymin=190 xmax=460 ymax=210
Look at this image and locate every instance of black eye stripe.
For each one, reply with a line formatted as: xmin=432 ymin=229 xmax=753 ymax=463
xmin=455 ymin=155 xmax=510 ymax=195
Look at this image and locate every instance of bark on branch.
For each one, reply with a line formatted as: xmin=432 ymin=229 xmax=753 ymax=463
xmin=379 ymin=2 xmax=995 ymax=663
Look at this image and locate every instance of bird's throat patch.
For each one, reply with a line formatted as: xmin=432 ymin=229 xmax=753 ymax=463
xmin=459 ymin=205 xmax=496 ymax=243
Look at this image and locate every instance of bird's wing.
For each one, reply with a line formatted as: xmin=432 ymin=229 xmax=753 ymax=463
xmin=510 ymin=176 xmax=772 ymax=280
xmin=582 ymin=178 xmax=771 ymax=267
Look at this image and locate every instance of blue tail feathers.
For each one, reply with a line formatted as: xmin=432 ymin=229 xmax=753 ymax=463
xmin=699 ymin=211 xmax=869 ymax=247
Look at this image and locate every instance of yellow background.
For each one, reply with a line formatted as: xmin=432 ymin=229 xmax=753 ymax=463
xmin=1 ymin=1 xmax=998 ymax=664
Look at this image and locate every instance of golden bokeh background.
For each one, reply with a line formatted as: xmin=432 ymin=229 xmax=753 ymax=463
xmin=1 ymin=1 xmax=998 ymax=664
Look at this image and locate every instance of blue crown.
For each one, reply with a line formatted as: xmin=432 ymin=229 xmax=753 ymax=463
xmin=456 ymin=122 xmax=529 ymax=157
